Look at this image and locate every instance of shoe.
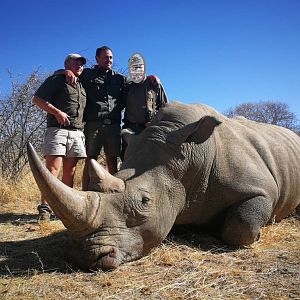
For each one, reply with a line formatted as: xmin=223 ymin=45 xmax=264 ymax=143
xmin=37 ymin=204 xmax=52 ymax=222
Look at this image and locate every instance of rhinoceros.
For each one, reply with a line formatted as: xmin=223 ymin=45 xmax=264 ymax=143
xmin=27 ymin=102 xmax=300 ymax=271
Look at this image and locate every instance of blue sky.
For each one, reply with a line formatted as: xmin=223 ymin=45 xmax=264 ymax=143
xmin=1 ymin=0 xmax=300 ymax=118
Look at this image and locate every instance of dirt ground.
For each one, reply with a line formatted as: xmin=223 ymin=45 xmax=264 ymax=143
xmin=0 ymin=200 xmax=299 ymax=300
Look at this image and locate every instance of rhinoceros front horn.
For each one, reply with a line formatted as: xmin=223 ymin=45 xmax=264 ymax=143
xmin=27 ymin=143 xmax=102 ymax=237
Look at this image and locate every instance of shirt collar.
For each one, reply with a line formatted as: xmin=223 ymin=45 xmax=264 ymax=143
xmin=94 ymin=65 xmax=113 ymax=75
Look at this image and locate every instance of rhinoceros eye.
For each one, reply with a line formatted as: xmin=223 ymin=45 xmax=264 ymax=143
xmin=142 ymin=196 xmax=150 ymax=205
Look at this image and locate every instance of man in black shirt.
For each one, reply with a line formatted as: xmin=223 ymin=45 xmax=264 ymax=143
xmin=64 ymin=46 xmax=126 ymax=190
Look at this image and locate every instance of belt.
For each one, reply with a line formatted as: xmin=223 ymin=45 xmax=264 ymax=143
xmin=85 ymin=118 xmax=116 ymax=126
xmin=101 ymin=118 xmax=112 ymax=125
xmin=49 ymin=125 xmax=82 ymax=131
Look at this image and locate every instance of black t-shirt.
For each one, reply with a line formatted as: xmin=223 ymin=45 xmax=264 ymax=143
xmin=80 ymin=66 xmax=126 ymax=123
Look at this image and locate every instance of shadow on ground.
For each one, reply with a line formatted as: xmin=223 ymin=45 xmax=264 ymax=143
xmin=0 ymin=214 xmax=236 ymax=277
xmin=0 ymin=213 xmax=74 ymax=276
xmin=0 ymin=232 xmax=73 ymax=276
xmin=0 ymin=213 xmax=56 ymax=225
xmin=167 ymin=224 xmax=239 ymax=253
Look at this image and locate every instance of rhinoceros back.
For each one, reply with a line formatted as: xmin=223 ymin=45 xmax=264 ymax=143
xmin=215 ymin=115 xmax=300 ymax=220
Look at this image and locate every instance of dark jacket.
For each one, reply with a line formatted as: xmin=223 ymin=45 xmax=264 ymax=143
xmin=123 ymin=77 xmax=168 ymax=125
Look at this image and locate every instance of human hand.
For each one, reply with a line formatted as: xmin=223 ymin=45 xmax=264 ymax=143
xmin=147 ymin=75 xmax=160 ymax=87
xmin=65 ymin=70 xmax=77 ymax=86
xmin=55 ymin=110 xmax=70 ymax=126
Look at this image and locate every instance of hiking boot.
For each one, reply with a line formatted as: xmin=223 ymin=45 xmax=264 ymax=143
xmin=37 ymin=204 xmax=52 ymax=222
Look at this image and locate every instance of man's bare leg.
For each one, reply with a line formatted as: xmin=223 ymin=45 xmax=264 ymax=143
xmin=62 ymin=157 xmax=79 ymax=187
xmin=38 ymin=155 xmax=62 ymax=221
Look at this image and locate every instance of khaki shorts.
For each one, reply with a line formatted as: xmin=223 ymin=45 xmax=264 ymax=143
xmin=43 ymin=127 xmax=87 ymax=158
xmin=84 ymin=121 xmax=121 ymax=157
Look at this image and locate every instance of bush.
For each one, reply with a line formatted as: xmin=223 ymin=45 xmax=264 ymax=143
xmin=0 ymin=70 xmax=47 ymax=181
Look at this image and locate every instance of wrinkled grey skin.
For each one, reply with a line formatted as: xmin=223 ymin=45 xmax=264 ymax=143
xmin=27 ymin=102 xmax=300 ymax=271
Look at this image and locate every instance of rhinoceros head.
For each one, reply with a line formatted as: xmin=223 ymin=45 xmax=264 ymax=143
xmin=27 ymin=142 xmax=184 ymax=270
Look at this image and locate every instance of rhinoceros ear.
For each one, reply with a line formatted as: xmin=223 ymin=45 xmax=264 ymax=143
xmin=88 ymin=159 xmax=125 ymax=193
xmin=167 ymin=115 xmax=221 ymax=145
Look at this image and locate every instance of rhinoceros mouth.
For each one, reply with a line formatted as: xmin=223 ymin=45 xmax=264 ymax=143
xmin=65 ymin=239 xmax=121 ymax=271
xmin=95 ymin=246 xmax=120 ymax=271
xmin=94 ymin=249 xmax=143 ymax=270
xmin=86 ymin=244 xmax=144 ymax=271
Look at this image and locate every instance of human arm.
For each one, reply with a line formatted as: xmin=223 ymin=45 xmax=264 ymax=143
xmin=147 ymin=75 xmax=168 ymax=107
xmin=32 ymin=96 xmax=70 ymax=126
xmin=147 ymin=75 xmax=160 ymax=87
xmin=158 ymin=84 xmax=169 ymax=108
xmin=156 ymin=82 xmax=168 ymax=110
xmin=54 ymin=69 xmax=77 ymax=86
xmin=119 ymin=75 xmax=128 ymax=112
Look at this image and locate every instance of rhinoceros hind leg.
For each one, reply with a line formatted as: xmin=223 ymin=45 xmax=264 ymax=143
xmin=296 ymin=204 xmax=300 ymax=216
xmin=221 ymin=196 xmax=273 ymax=246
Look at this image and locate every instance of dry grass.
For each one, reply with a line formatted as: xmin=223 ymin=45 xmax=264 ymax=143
xmin=0 ymin=172 xmax=299 ymax=300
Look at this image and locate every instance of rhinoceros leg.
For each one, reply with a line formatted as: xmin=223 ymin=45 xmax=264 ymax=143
xmin=221 ymin=196 xmax=273 ymax=246
xmin=296 ymin=204 xmax=300 ymax=216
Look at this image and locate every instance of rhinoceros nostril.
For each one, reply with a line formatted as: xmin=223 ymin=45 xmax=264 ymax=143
xmin=108 ymin=248 xmax=117 ymax=258
xmin=96 ymin=246 xmax=120 ymax=270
